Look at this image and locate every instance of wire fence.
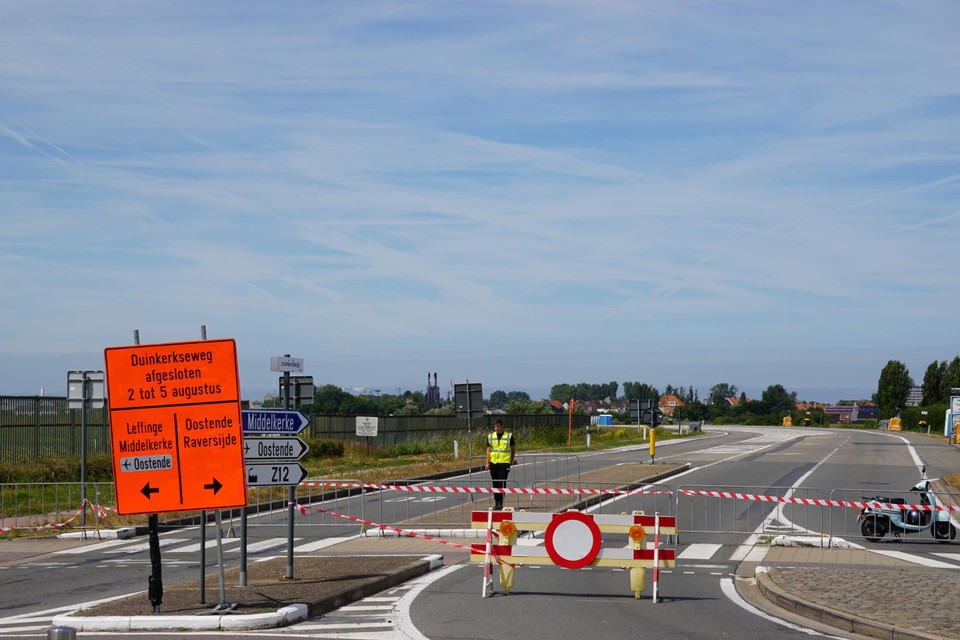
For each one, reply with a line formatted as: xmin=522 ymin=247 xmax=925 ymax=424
xmin=0 ymin=395 xmax=589 ymax=463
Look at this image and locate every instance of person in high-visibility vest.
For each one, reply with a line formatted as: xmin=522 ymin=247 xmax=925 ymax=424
xmin=485 ymin=419 xmax=516 ymax=510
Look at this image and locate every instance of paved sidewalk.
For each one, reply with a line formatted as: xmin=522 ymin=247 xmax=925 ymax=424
xmin=748 ymin=545 xmax=960 ymax=640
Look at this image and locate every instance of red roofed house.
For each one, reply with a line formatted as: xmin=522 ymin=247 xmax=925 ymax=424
xmin=659 ymin=394 xmax=685 ymax=416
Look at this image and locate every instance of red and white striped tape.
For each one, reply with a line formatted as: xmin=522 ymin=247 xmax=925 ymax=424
xmin=290 ymin=502 xmax=474 ymax=554
xmin=0 ymin=500 xmax=114 ymax=535
xmin=300 ymin=481 xmax=960 ymax=513
xmin=676 ymin=488 xmax=960 ymax=513
xmin=301 ymin=481 xmax=668 ymax=497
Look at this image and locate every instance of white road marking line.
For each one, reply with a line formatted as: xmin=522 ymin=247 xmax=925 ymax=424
xmin=721 ymin=578 xmax=847 ymax=638
xmin=872 ymin=550 xmax=959 ymax=568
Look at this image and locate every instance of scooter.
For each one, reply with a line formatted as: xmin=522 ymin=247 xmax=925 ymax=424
xmin=858 ymin=467 xmax=957 ymax=543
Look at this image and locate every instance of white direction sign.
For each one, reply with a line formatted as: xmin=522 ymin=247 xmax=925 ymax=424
xmin=243 ymin=436 xmax=309 ymax=461
xmin=356 ymin=416 xmax=379 ymax=437
xmin=271 ymin=356 xmax=304 ymax=373
xmin=242 ymin=409 xmax=309 ymax=434
xmin=245 ymin=462 xmax=308 ymax=487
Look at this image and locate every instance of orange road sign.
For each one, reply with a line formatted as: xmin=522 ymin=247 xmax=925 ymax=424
xmin=104 ymin=339 xmax=248 ymax=515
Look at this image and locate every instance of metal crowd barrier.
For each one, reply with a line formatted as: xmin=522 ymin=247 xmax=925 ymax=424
xmin=675 ymin=484 xmax=825 ymax=541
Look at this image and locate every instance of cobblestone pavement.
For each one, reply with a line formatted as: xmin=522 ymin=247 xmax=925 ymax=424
xmin=755 ymin=547 xmax=960 ymax=640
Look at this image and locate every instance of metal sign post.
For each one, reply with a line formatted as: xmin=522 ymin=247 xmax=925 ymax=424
xmin=273 ymin=354 xmax=308 ymax=580
xmin=455 ymin=382 xmax=483 ymax=484
xmin=67 ymin=370 xmax=104 ymax=528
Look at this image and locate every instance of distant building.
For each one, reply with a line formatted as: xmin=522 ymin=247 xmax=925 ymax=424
xmin=659 ymin=394 xmax=685 ymax=416
xmin=823 ymin=405 xmax=855 ymax=423
xmin=822 ymin=402 xmax=878 ymax=423
xmin=425 ymin=372 xmax=441 ymax=409
xmin=858 ymin=404 xmax=879 ymax=420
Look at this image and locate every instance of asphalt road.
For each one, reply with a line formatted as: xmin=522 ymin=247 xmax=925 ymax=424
xmin=407 ymin=426 xmax=958 ymax=640
xmin=2 ymin=425 xmax=957 ymax=639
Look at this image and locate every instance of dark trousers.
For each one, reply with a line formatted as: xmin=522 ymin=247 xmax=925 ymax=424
xmin=489 ymin=463 xmax=510 ymax=509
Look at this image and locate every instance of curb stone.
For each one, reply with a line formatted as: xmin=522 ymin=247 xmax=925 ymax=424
xmin=52 ymin=553 xmax=444 ymax=632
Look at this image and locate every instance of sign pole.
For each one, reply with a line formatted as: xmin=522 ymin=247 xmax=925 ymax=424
xmin=200 ymin=325 xmax=229 ymax=609
xmin=68 ymin=369 xmax=104 ymax=533
xmin=467 ymin=379 xmax=473 ymax=488
xmin=80 ymin=371 xmax=88 ymax=528
xmin=284 ymin=360 xmax=295 ymax=580
xmin=132 ymin=329 xmax=164 ymax=614
xmin=198 ymin=325 xmax=207 ymax=603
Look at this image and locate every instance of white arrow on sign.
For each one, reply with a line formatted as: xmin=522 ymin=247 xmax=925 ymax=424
xmin=245 ymin=463 xmax=308 ymax=487
xmin=243 ymin=436 xmax=309 ymax=461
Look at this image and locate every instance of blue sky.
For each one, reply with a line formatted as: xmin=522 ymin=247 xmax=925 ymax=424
xmin=2 ymin=1 xmax=959 ymax=404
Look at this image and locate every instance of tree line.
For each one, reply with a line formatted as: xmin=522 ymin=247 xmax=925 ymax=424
xmin=875 ymin=355 xmax=960 ymax=420
xmin=263 ymin=355 xmax=960 ymax=424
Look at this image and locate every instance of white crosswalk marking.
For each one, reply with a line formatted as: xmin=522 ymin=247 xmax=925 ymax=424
xmin=168 ymin=537 xmax=242 ymax=553
xmin=54 ymin=538 xmax=133 ymax=554
xmin=277 ymin=585 xmax=415 ymax=637
xmin=295 ymin=536 xmax=356 ymax=552
xmin=729 ymin=543 xmax=768 ymax=563
xmin=678 ymin=543 xmax=722 ymax=560
xmin=231 ymin=537 xmax=301 ymax=553
xmin=103 ymin=538 xmax=189 ymax=554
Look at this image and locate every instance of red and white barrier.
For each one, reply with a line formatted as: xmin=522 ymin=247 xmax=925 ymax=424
xmin=469 ymin=510 xmax=675 ymax=598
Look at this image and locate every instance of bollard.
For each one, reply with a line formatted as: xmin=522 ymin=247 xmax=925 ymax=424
xmin=47 ymin=626 xmax=77 ymax=640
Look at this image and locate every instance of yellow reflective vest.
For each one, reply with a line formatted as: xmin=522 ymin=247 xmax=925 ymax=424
xmin=487 ymin=431 xmax=513 ymax=464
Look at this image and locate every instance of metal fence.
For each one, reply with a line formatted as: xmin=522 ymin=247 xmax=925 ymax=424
xmin=0 ymin=395 xmax=589 ymax=463
xmin=675 ymin=484 xmax=826 ymax=541
xmin=0 ymin=396 xmax=111 ymax=464
xmin=0 ymin=481 xmax=117 ymax=530
xmin=308 ymin=413 xmax=590 ymax=446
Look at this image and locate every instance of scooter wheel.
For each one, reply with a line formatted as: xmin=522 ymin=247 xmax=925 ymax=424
xmin=861 ymin=516 xmax=887 ymax=542
xmin=934 ymin=521 xmax=956 ymax=543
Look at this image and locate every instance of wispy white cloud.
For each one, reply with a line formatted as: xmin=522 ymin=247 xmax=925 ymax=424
xmin=1 ymin=1 xmax=959 ymax=401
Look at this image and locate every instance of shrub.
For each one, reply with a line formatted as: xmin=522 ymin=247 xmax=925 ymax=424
xmin=385 ymin=440 xmax=447 ymax=457
xmin=0 ymin=453 xmax=114 ymax=483
xmin=301 ymin=437 xmax=345 ymax=460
